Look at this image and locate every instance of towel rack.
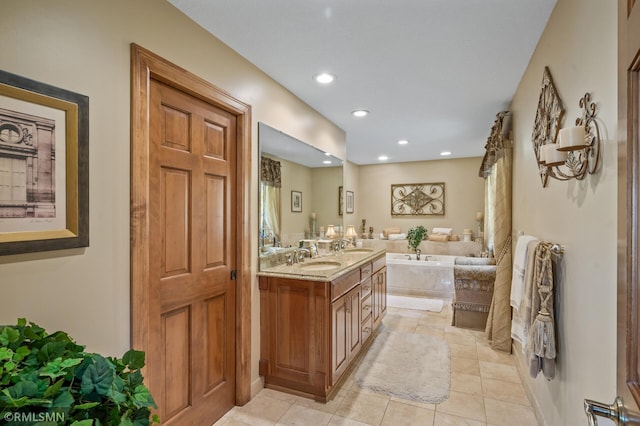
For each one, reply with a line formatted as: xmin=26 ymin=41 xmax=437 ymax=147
xmin=549 ymin=243 xmax=564 ymax=255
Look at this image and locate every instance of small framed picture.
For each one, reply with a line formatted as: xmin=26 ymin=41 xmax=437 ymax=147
xmin=291 ymin=190 xmax=302 ymax=212
xmin=346 ymin=190 xmax=354 ymax=214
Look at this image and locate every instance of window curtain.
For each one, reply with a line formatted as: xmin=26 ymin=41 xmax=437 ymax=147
xmin=260 ymin=157 xmax=281 ymax=245
xmin=480 ymin=112 xmax=513 ymax=353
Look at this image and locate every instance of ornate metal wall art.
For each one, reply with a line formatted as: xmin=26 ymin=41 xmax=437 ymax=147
xmin=391 ymin=183 xmax=445 ymax=216
xmin=532 ymin=67 xmax=565 ymax=187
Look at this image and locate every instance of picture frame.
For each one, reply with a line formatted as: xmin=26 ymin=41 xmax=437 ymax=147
xmin=346 ymin=190 xmax=354 ymax=214
xmin=0 ymin=70 xmax=89 ymax=256
xmin=338 ymin=186 xmax=343 ymax=216
xmin=291 ymin=190 xmax=302 ymax=212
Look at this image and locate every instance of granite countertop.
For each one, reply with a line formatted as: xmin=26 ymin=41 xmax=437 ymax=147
xmin=257 ymin=247 xmax=386 ymax=282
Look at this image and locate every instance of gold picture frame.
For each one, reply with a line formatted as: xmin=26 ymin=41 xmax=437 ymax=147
xmin=0 ymin=70 xmax=89 ymax=255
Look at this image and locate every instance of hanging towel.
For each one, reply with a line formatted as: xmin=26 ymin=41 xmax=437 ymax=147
xmin=526 ymin=242 xmax=557 ymax=380
xmin=511 ymin=240 xmax=539 ymax=346
xmin=510 ymin=235 xmax=539 ymax=308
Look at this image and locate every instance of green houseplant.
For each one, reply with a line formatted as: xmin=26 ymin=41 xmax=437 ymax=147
xmin=407 ymin=225 xmax=428 ymax=253
xmin=0 ymin=318 xmax=159 ymax=425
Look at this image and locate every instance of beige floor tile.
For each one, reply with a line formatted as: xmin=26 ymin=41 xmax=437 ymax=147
xmin=449 ymin=343 xmax=478 ymax=360
xmin=479 ymin=361 xmax=520 ymax=384
xmin=445 ymin=332 xmax=477 ymax=346
xmin=484 ymin=397 xmax=538 ymax=426
xmin=327 ymin=416 xmax=373 ymax=426
xmin=229 ymin=393 xmax=293 ymax=426
xmin=295 ymin=392 xmax=347 ymax=414
xmin=380 ymin=400 xmax=435 ymax=425
xmin=435 ymin=390 xmax=486 ymax=422
xmin=451 ymin=356 xmax=481 ymax=376
xmin=277 ymin=404 xmax=334 ymax=425
xmin=476 ymin=344 xmax=515 ymax=365
xmin=481 ymin=378 xmax=530 ymax=406
xmin=390 ymin=396 xmax=436 ymax=411
xmin=451 ymin=372 xmax=483 ymax=396
xmin=335 ymin=390 xmax=390 ymax=425
xmin=434 ymin=411 xmax=487 ymax=426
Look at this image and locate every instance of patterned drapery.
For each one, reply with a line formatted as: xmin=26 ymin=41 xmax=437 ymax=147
xmin=261 ymin=157 xmax=281 ymax=188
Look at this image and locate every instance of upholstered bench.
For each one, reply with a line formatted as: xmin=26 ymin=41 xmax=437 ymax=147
xmin=451 ymin=257 xmax=497 ymax=330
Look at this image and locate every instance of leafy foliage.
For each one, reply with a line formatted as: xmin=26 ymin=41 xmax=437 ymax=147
xmin=0 ymin=318 xmax=159 ymax=425
xmin=407 ymin=225 xmax=428 ymax=252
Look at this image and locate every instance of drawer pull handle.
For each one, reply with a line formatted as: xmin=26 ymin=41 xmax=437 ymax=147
xmin=363 ymin=305 xmax=371 ymax=311
xmin=363 ymin=327 xmax=372 ymax=333
xmin=363 ymin=286 xmax=370 ymax=291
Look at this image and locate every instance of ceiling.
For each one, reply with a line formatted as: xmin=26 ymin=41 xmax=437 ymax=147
xmin=168 ymin=0 xmax=556 ymax=165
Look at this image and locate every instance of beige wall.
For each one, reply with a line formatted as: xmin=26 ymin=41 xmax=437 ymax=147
xmin=311 ymin=166 xmax=343 ymax=232
xmin=511 ymin=0 xmax=617 ymax=424
xmin=0 ymin=0 xmax=345 ymax=395
xmin=356 ymin=157 xmax=485 ymax=238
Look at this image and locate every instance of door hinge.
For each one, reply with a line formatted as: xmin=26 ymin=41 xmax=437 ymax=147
xmin=230 ymin=269 xmax=237 ymax=280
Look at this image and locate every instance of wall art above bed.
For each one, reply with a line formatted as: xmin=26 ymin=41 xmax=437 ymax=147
xmin=391 ymin=182 xmax=445 ymax=216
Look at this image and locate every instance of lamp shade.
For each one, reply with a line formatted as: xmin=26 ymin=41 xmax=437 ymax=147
xmin=558 ymin=126 xmax=588 ymax=151
xmin=325 ymin=225 xmax=336 ymax=238
xmin=542 ymin=143 xmax=567 ymax=166
xmin=345 ymin=225 xmax=357 ymax=238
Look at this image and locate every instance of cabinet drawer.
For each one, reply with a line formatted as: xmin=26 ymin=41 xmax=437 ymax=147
xmin=332 ymin=268 xmax=360 ymax=301
xmin=361 ymin=278 xmax=372 ymax=299
xmin=360 ymin=263 xmax=372 ymax=282
xmin=361 ymin=294 xmax=372 ymax=317
xmin=361 ymin=313 xmax=373 ymax=343
xmin=372 ymin=255 xmax=386 ymax=273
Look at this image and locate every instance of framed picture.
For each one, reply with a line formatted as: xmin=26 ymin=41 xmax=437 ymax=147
xmin=291 ymin=190 xmax=302 ymax=212
xmin=0 ymin=70 xmax=89 ymax=255
xmin=346 ymin=190 xmax=354 ymax=214
xmin=338 ymin=186 xmax=343 ymax=216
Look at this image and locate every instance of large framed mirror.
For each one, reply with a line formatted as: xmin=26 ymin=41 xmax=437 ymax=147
xmin=258 ymin=122 xmax=343 ymax=268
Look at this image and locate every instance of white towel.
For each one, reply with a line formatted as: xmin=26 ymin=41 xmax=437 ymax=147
xmin=431 ymin=227 xmax=453 ymax=235
xmin=388 ymin=233 xmax=407 ymax=240
xmin=510 ymin=235 xmax=538 ymax=308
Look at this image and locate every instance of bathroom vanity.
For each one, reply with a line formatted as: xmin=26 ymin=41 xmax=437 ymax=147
xmin=258 ymin=248 xmax=387 ymax=401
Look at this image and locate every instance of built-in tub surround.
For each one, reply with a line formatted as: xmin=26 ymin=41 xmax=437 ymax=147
xmin=362 ymin=239 xmax=482 ymax=257
xmin=386 ymin=253 xmax=455 ymax=299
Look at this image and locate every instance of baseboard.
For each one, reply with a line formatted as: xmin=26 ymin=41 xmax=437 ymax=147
xmin=512 ymin=341 xmax=547 ymax=426
xmin=250 ymin=376 xmax=264 ymax=399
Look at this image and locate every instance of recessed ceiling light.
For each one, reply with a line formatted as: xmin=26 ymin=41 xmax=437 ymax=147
xmin=398 ymin=140 xmax=409 ymax=145
xmin=323 ymin=160 xmax=332 ymax=164
xmin=378 ymin=155 xmax=389 ymax=161
xmin=324 ymin=152 xmax=331 ymax=156
xmin=314 ymin=73 xmax=335 ymax=84
xmin=352 ymin=109 xmax=369 ymax=118
xmin=440 ymin=151 xmax=452 ymax=156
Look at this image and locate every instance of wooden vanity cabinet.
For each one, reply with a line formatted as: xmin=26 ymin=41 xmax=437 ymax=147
xmin=372 ymin=256 xmax=387 ymax=329
xmin=259 ymin=253 xmax=386 ymax=401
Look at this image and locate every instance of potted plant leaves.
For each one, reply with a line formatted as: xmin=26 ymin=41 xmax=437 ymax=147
xmin=407 ymin=225 xmax=428 ymax=254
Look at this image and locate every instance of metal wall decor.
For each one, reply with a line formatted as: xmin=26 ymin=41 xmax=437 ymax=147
xmin=391 ymin=183 xmax=445 ymax=216
xmin=532 ymin=67 xmax=565 ymax=187
xmin=541 ymin=93 xmax=601 ymax=183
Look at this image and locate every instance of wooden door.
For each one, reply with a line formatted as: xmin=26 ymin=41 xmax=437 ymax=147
xmin=331 ymin=294 xmax=349 ymax=382
xmin=131 ymin=45 xmax=252 ymax=425
xmin=607 ymin=0 xmax=640 ymax=423
xmin=347 ymin=286 xmax=362 ymax=361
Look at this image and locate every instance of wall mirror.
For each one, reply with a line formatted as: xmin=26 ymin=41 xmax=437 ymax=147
xmin=258 ymin=122 xmax=343 ymax=266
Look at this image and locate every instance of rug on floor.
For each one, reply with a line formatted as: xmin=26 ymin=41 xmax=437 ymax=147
xmin=354 ymin=330 xmax=450 ymax=403
xmin=386 ymin=294 xmax=444 ymax=312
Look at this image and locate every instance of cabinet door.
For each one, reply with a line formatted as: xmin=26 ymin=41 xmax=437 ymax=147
xmin=347 ymin=285 xmax=362 ymax=361
xmin=331 ymin=295 xmax=349 ymax=382
xmin=379 ymin=267 xmax=387 ymax=317
xmin=372 ymin=271 xmax=381 ymax=323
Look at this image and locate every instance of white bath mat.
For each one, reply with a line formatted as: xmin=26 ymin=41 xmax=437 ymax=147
xmin=387 ymin=294 xmax=444 ymax=312
xmin=354 ymin=330 xmax=450 ymax=403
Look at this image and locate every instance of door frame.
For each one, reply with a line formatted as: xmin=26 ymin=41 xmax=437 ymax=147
xmin=130 ymin=43 xmax=252 ymax=405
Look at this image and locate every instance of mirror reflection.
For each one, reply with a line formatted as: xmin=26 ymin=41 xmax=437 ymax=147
xmin=258 ymin=123 xmax=343 ymax=266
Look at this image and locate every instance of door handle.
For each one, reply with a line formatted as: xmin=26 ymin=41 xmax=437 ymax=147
xmin=584 ymin=397 xmax=640 ymax=425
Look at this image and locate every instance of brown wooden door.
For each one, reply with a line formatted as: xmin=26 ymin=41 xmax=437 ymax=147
xmin=145 ymin=78 xmax=237 ymax=425
xmin=331 ymin=294 xmax=349 ymax=382
xmin=347 ymin=286 xmax=362 ymax=361
xmin=616 ymin=0 xmax=640 ymax=420
xmin=130 ymin=44 xmax=253 ymax=425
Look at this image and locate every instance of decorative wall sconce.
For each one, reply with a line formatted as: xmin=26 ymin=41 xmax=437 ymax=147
xmin=537 ymin=93 xmax=601 ymax=186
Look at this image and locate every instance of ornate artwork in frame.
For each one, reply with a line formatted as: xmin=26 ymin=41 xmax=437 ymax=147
xmin=532 ymin=66 xmax=565 ymax=187
xmin=291 ymin=190 xmax=302 ymax=212
xmin=0 ymin=70 xmax=89 ymax=255
xmin=391 ymin=183 xmax=445 ymax=216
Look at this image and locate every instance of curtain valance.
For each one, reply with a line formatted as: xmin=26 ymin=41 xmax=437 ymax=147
xmin=479 ymin=111 xmax=512 ymax=178
xmin=261 ymin=157 xmax=281 ymax=188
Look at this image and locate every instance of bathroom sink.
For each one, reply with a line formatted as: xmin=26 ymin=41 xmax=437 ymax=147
xmin=344 ymin=248 xmax=374 ymax=254
xmin=298 ymin=261 xmax=342 ymax=271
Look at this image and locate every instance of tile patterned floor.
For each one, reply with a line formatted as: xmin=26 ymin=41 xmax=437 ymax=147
xmin=214 ymin=303 xmax=539 ymax=426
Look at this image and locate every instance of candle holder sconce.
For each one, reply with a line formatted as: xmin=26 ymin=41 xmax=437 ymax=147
xmin=538 ymin=93 xmax=601 ymax=186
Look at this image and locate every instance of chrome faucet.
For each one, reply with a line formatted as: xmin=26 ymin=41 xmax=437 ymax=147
xmin=415 ymin=249 xmax=421 ymax=261
xmin=297 ymin=248 xmax=311 ymax=262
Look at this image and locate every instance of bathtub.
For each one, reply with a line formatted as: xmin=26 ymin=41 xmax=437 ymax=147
xmin=386 ymin=253 xmax=456 ymax=299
